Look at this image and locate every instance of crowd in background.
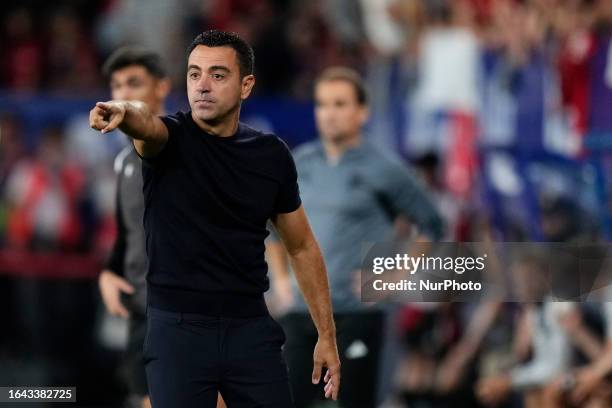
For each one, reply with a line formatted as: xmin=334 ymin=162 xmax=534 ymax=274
xmin=1 ymin=0 xmax=612 ymax=250
xmin=0 ymin=0 xmax=612 ymax=407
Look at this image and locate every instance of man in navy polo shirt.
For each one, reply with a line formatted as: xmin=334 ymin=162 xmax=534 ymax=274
xmin=89 ymin=30 xmax=340 ymax=408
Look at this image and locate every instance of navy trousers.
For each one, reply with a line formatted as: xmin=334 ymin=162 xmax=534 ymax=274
xmin=144 ymin=306 xmax=294 ymax=408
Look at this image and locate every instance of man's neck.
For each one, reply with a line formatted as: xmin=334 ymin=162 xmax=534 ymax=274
xmin=191 ymin=109 xmax=240 ymax=138
xmin=322 ymin=134 xmax=362 ymax=165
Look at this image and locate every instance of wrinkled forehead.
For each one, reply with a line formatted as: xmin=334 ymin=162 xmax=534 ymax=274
xmin=187 ymin=45 xmax=239 ymax=72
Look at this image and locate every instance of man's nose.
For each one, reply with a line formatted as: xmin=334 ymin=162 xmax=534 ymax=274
xmin=195 ymin=75 xmax=211 ymax=93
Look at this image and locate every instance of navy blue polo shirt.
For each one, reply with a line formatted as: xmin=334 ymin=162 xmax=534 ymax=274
xmin=138 ymin=111 xmax=301 ymax=317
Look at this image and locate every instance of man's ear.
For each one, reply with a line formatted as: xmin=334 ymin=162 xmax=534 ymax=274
xmin=241 ymin=74 xmax=256 ymax=100
xmin=155 ymin=78 xmax=171 ymax=100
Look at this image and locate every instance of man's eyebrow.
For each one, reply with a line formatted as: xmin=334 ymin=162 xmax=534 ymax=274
xmin=187 ymin=64 xmax=202 ymax=71
xmin=208 ymin=65 xmax=230 ymax=73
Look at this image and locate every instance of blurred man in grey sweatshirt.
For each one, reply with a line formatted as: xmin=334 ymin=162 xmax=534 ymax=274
xmin=268 ymin=67 xmax=443 ymax=408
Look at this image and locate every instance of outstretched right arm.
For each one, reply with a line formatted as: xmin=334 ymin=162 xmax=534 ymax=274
xmin=89 ymin=100 xmax=168 ymax=158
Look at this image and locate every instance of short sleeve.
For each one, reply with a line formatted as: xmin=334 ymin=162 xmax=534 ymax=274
xmin=274 ymin=142 xmax=302 ymax=214
xmin=134 ymin=112 xmax=182 ymax=165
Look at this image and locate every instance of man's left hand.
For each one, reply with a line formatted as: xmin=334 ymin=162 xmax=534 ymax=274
xmin=312 ymin=335 xmax=341 ymax=400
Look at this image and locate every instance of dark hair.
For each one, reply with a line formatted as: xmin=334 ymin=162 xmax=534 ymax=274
xmin=102 ymin=46 xmax=166 ymax=79
xmin=186 ymin=30 xmax=254 ymax=78
xmin=315 ymin=66 xmax=368 ymax=105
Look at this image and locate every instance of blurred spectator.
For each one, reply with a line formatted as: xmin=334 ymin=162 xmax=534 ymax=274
xmin=288 ymin=1 xmax=356 ymax=98
xmin=554 ymin=0 xmax=597 ymax=138
xmin=476 ymin=253 xmax=574 ymax=408
xmin=207 ymin=0 xmax=298 ymax=94
xmin=361 ymin=0 xmax=406 ymax=57
xmin=1 ymin=8 xmax=43 ymax=91
xmin=396 ymin=0 xmax=481 ymax=199
xmin=0 ymin=113 xmax=26 ymax=187
xmin=396 ymin=301 xmax=501 ymax=407
xmin=542 ymin=295 xmax=611 ymax=407
xmin=414 ymin=1 xmax=480 ymax=114
xmin=4 ymin=125 xmax=91 ymax=252
xmin=0 ymin=113 xmax=26 ymax=247
xmin=95 ymin=0 xmax=200 ymax=85
xmin=564 ymin=285 xmax=612 ymax=407
xmin=585 ymin=0 xmax=612 ymax=134
xmin=45 ymin=9 xmax=100 ymax=93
